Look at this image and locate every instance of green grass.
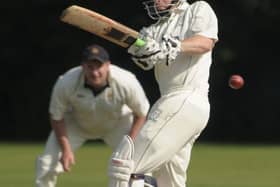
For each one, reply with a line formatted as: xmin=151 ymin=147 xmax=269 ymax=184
xmin=0 ymin=142 xmax=279 ymax=187
xmin=188 ymin=144 xmax=280 ymax=187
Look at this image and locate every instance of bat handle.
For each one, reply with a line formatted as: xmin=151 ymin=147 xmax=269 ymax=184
xmin=133 ymin=38 xmax=146 ymax=47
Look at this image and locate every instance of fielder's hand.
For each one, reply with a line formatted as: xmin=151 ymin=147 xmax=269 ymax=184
xmin=60 ymin=150 xmax=75 ymax=172
xmin=128 ymin=35 xmax=181 ymax=70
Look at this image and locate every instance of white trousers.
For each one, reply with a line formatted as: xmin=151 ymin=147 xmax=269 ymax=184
xmin=35 ymin=115 xmax=132 ymax=187
xmin=132 ymin=90 xmax=210 ymax=187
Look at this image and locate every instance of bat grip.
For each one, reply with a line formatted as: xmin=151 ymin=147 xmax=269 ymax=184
xmin=133 ymin=38 xmax=146 ymax=47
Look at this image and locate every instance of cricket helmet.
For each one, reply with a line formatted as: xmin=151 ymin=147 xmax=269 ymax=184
xmin=143 ymin=0 xmax=183 ymax=20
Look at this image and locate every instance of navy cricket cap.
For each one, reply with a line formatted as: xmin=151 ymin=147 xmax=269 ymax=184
xmin=81 ymin=44 xmax=110 ymax=63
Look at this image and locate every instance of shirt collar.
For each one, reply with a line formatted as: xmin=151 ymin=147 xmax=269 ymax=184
xmin=84 ymin=81 xmax=109 ymax=96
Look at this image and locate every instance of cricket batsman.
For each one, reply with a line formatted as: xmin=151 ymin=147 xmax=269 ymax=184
xmin=108 ymin=0 xmax=218 ymax=186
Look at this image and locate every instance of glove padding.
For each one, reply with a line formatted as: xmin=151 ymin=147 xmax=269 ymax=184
xmin=128 ymin=35 xmax=181 ymax=70
xmin=162 ymin=35 xmax=182 ymax=65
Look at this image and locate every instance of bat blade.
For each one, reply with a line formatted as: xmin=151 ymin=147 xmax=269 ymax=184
xmin=60 ymin=5 xmax=140 ymax=48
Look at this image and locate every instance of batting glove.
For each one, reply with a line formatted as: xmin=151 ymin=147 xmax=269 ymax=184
xmin=128 ymin=37 xmax=162 ymax=70
xmin=128 ymin=35 xmax=181 ymax=70
xmin=161 ymin=35 xmax=181 ymax=65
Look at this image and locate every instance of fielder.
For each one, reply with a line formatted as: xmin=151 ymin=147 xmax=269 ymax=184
xmin=108 ymin=0 xmax=218 ymax=187
xmin=35 ymin=44 xmax=150 ymax=187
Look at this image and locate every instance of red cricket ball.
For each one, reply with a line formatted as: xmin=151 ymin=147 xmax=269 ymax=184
xmin=229 ymin=75 xmax=244 ymax=90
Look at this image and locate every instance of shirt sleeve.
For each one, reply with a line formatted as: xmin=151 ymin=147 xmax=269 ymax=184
xmin=189 ymin=1 xmax=218 ymax=41
xmin=49 ymin=75 xmax=69 ymax=120
xmin=125 ymin=75 xmax=150 ymax=117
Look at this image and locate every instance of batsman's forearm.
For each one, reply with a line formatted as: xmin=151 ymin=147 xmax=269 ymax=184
xmin=51 ymin=119 xmax=72 ymax=152
xmin=181 ymin=35 xmax=215 ymax=55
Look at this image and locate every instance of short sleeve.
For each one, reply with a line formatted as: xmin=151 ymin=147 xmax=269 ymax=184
xmin=49 ymin=76 xmax=69 ymax=120
xmin=189 ymin=1 xmax=218 ymax=41
xmin=125 ymin=75 xmax=150 ymax=117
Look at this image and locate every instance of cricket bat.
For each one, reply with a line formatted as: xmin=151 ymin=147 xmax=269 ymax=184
xmin=60 ymin=5 xmax=145 ymax=48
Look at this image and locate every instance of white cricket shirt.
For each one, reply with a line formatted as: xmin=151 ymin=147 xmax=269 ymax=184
xmin=146 ymin=1 xmax=218 ymax=95
xmin=49 ymin=65 xmax=149 ymax=136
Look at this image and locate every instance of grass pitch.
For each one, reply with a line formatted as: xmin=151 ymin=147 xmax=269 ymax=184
xmin=0 ymin=142 xmax=279 ymax=187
